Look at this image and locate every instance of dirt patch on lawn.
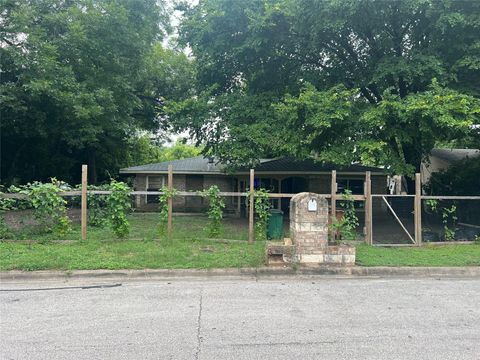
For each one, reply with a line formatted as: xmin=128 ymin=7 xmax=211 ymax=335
xmin=3 ymin=208 xmax=81 ymax=231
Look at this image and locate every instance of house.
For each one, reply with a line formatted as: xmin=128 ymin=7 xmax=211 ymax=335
xmin=119 ymin=156 xmax=387 ymax=215
xmin=421 ymin=148 xmax=480 ymax=185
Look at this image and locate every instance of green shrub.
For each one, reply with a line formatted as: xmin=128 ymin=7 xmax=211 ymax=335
xmin=254 ymin=188 xmax=270 ymax=241
xmin=330 ymin=190 xmax=359 ymax=242
xmin=199 ymin=185 xmax=225 ymax=238
xmin=425 ymin=157 xmax=480 ymax=196
xmin=27 ymin=179 xmax=71 ymax=236
xmin=87 ymin=185 xmax=110 ymax=227
xmin=107 ymin=180 xmax=131 ymax=238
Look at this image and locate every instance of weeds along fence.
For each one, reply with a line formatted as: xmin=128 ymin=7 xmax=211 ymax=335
xmin=370 ymin=173 xmax=480 ymax=246
xmin=2 ymin=165 xmax=478 ymax=245
xmin=1 ymin=166 xmax=359 ymax=243
xmin=371 ymin=195 xmax=480 ymax=245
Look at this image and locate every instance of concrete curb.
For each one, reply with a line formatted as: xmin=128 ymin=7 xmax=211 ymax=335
xmin=1 ymin=266 xmax=480 ymax=282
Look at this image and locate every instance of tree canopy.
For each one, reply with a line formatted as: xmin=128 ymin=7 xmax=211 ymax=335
xmin=1 ymin=0 xmax=194 ymax=184
xmin=2 ymin=0 xmax=479 ymax=186
xmin=171 ymin=0 xmax=480 ymax=176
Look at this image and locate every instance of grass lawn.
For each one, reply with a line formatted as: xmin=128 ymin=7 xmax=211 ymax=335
xmin=2 ymin=212 xmax=480 ymax=270
xmin=0 ymin=238 xmax=266 ymax=271
xmin=6 ymin=212 xmax=250 ymax=242
xmin=356 ymin=243 xmax=480 ymax=267
xmin=0 ymin=213 xmax=266 ymax=271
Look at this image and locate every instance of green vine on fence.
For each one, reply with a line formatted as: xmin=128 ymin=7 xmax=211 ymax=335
xmin=330 ymin=190 xmax=359 ymax=242
xmin=254 ymin=188 xmax=270 ymax=241
xmin=107 ymin=180 xmax=131 ymax=238
xmin=87 ymin=184 xmax=109 ymax=227
xmin=27 ymin=179 xmax=72 ymax=237
xmin=442 ymin=204 xmax=457 ymax=241
xmin=426 ymin=199 xmax=457 ymax=241
xmin=0 ymin=185 xmax=32 ymax=211
xmin=158 ymin=186 xmax=177 ymax=237
xmin=199 ymin=185 xmax=225 ymax=238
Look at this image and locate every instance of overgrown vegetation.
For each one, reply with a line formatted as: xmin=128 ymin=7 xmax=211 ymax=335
xmin=107 ymin=180 xmax=131 ymax=238
xmin=330 ymin=190 xmax=359 ymax=242
xmin=158 ymin=186 xmax=177 ymax=236
xmin=425 ymin=157 xmax=480 ymax=196
xmin=27 ymin=179 xmax=72 ymax=237
xmin=426 ymin=199 xmax=458 ymax=241
xmin=86 ymin=185 xmax=109 ymax=227
xmin=254 ymin=189 xmax=270 ymax=241
xmin=199 ymin=185 xmax=225 ymax=238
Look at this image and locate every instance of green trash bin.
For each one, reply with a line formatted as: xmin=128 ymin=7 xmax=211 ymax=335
xmin=267 ymin=209 xmax=284 ymax=240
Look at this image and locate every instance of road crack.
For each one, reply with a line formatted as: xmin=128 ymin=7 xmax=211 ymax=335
xmin=194 ymin=289 xmax=203 ymax=360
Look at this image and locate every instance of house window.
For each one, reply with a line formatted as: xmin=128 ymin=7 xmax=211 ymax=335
xmin=337 ymin=178 xmax=364 ymax=195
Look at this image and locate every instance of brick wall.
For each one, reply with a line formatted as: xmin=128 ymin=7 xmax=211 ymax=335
xmin=172 ymin=175 xmax=186 ymax=210
xmin=308 ymin=175 xmax=331 ymax=194
xmin=133 ymin=175 xmax=147 ymax=207
xmin=204 ymin=175 xmax=235 ymax=207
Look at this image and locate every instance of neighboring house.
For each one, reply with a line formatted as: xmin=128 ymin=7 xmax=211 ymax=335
xmin=120 ymin=156 xmax=387 ymax=216
xmin=421 ymin=148 xmax=480 ymax=185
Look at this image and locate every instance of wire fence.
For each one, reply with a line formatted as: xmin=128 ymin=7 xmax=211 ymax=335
xmin=2 ymin=165 xmax=479 ymax=246
xmin=371 ymin=195 xmax=415 ymax=245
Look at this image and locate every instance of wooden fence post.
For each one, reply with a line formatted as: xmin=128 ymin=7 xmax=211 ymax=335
xmin=248 ymin=169 xmax=255 ymax=244
xmin=415 ymin=172 xmax=422 ymax=246
xmin=81 ymin=164 xmax=88 ymax=240
xmin=167 ymin=164 xmax=173 ymax=239
xmin=364 ymin=171 xmax=372 ymax=245
xmin=330 ymin=170 xmax=337 ymax=240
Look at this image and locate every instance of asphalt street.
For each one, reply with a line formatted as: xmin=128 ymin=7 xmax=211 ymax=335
xmin=1 ymin=276 xmax=479 ymax=360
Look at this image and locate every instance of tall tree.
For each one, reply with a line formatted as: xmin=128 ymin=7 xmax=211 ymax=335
xmin=172 ymin=0 xmax=480 ymax=177
xmin=1 ymin=0 xmax=192 ymax=184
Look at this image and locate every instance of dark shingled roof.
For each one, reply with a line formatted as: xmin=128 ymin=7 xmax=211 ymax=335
xmin=239 ymin=158 xmax=382 ymax=173
xmin=120 ymin=156 xmax=384 ymax=174
xmin=120 ymin=156 xmax=224 ymax=173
